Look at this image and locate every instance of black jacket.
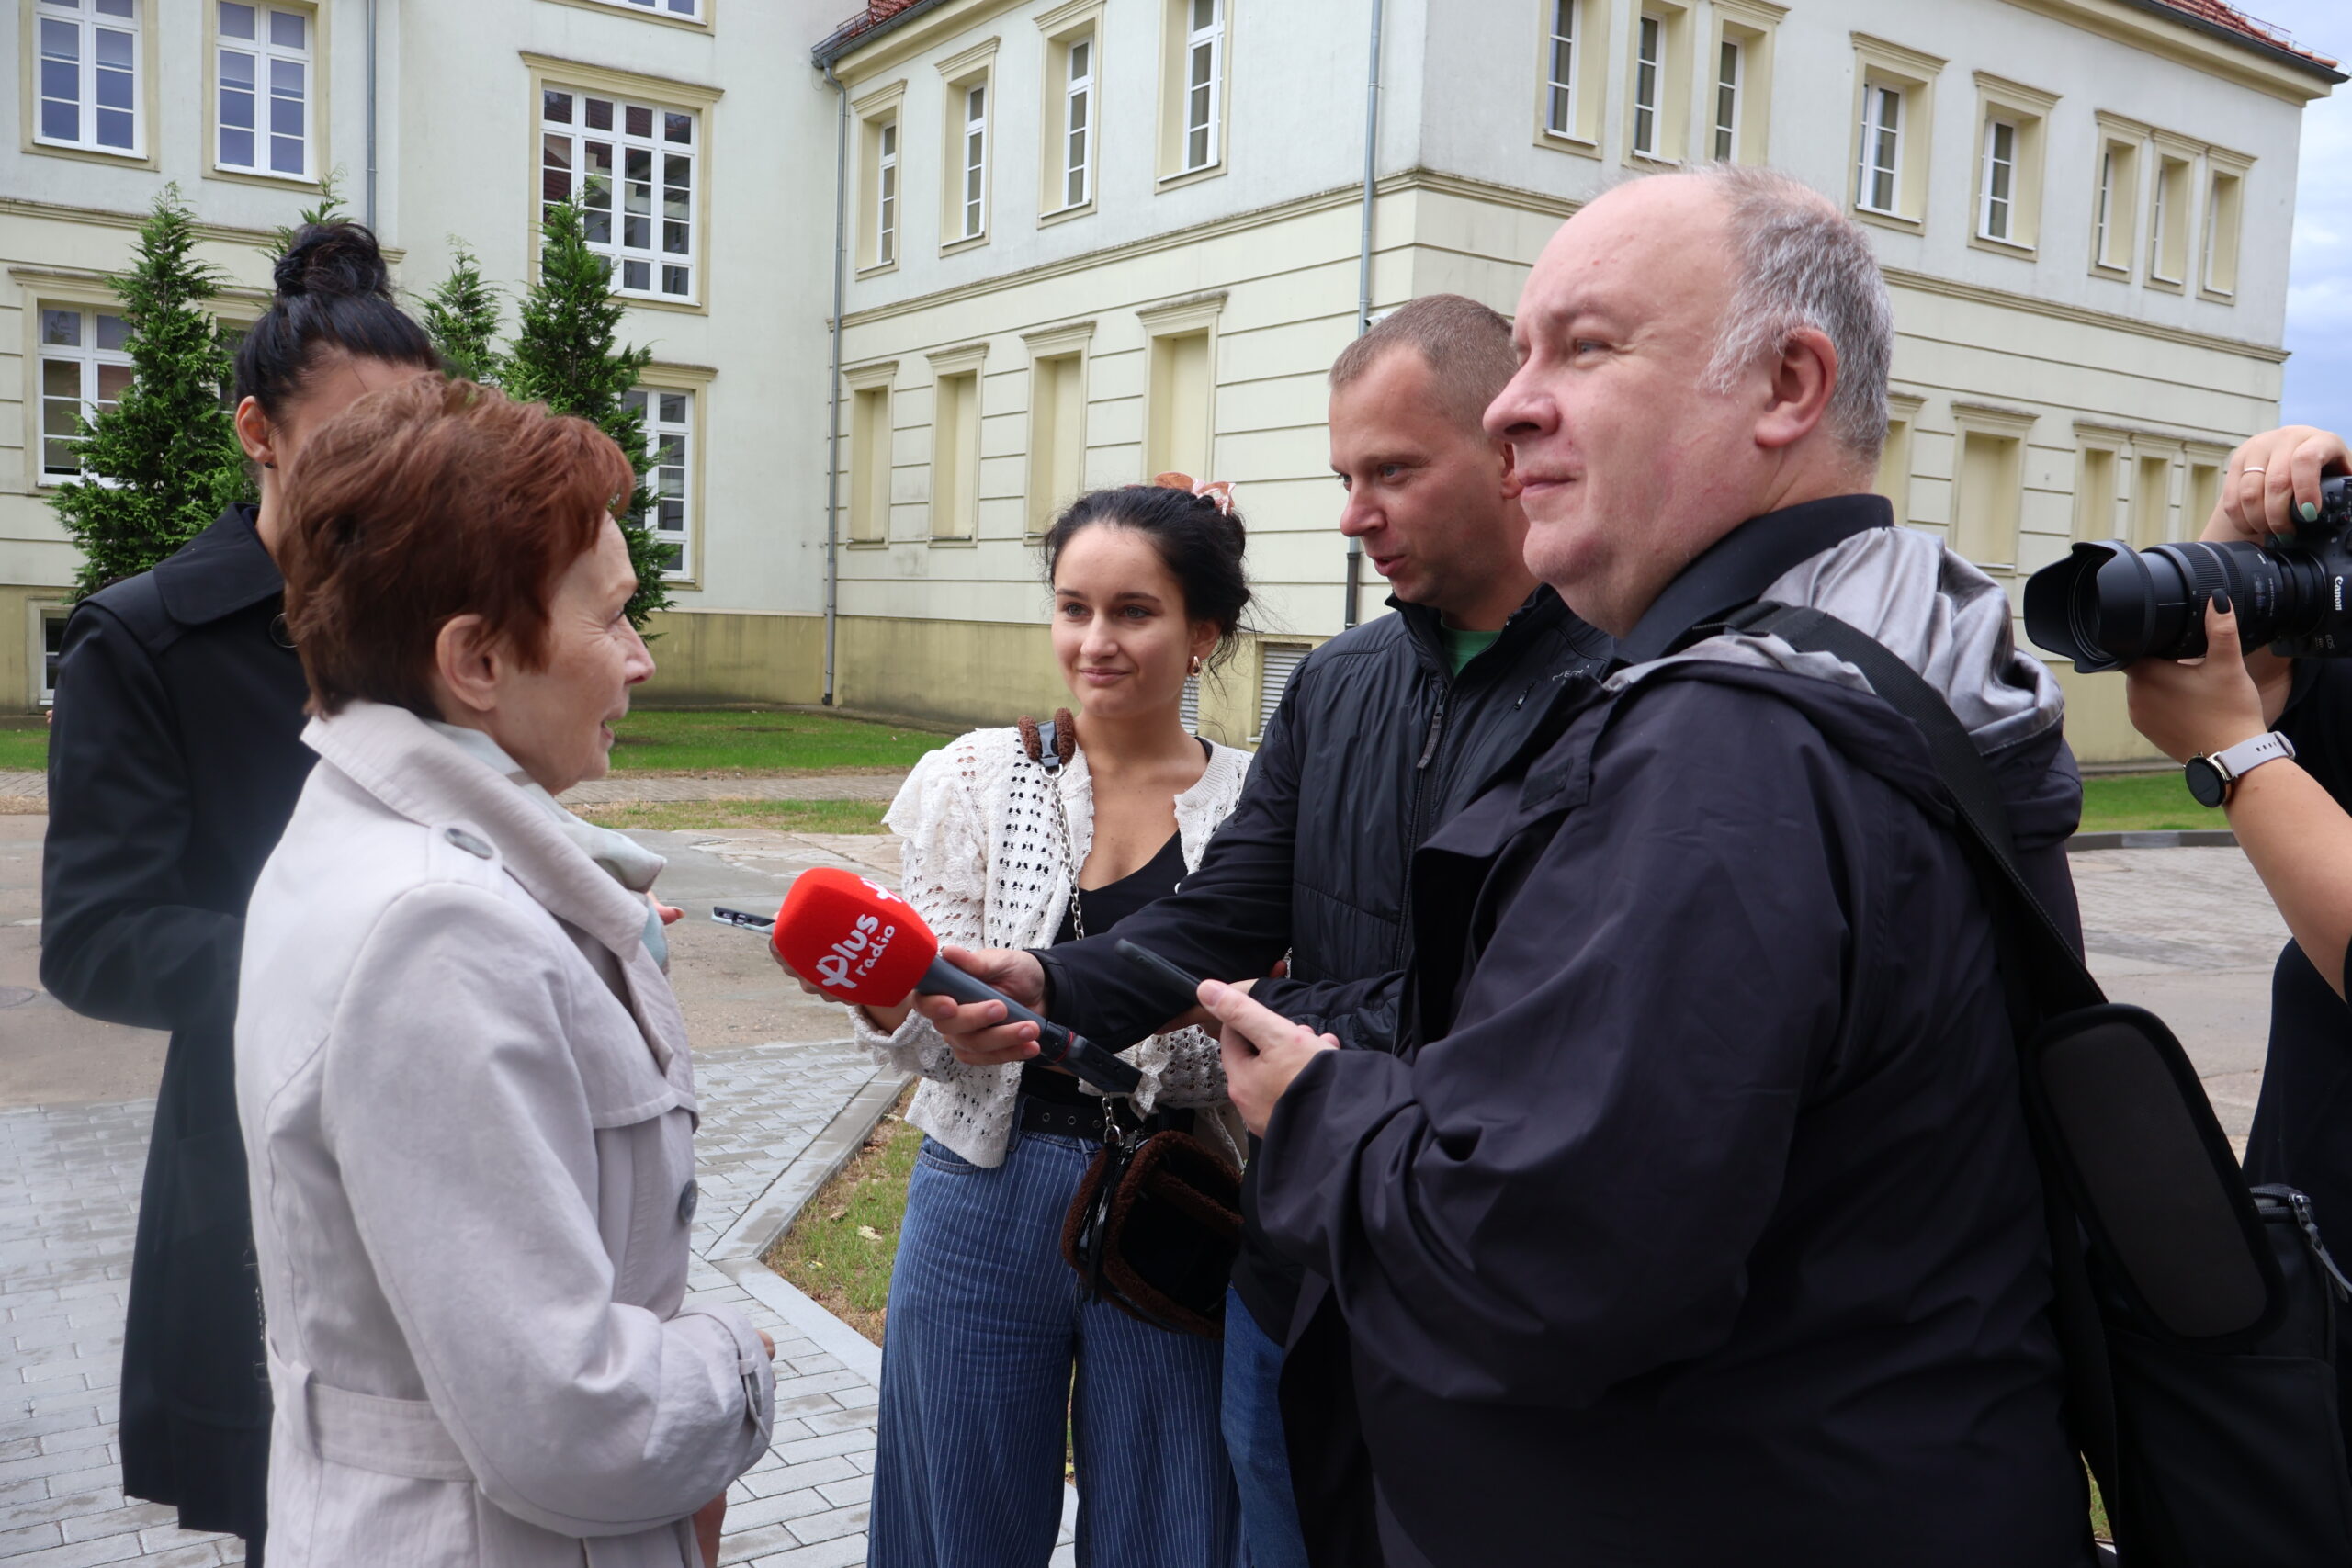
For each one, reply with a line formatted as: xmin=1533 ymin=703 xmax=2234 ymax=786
xmin=41 ymin=504 xmax=311 ymax=1546
xmin=1256 ymin=502 xmax=2093 ymax=1567
xmin=1035 ymin=585 xmax=1614 ymax=1330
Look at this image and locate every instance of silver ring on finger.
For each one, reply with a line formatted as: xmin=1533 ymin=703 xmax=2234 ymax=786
xmin=2245 ymin=466 xmax=2267 ymax=475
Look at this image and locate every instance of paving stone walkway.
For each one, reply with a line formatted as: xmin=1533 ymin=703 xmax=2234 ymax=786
xmin=0 ymin=1041 xmax=916 ymax=1567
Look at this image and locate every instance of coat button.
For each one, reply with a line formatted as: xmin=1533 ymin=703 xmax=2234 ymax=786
xmin=444 ymin=828 xmax=492 ymax=860
xmin=677 ymin=1179 xmax=699 ymax=1225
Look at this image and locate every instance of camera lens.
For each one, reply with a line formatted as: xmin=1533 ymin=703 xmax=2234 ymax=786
xmin=2025 ymin=538 xmax=2314 ymax=671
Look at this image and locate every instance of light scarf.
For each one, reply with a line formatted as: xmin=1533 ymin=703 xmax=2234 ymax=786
xmin=427 ymin=722 xmax=670 ymax=971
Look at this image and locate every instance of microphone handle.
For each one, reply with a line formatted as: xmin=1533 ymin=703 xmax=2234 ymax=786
xmin=916 ymin=956 xmax=1144 ymax=1097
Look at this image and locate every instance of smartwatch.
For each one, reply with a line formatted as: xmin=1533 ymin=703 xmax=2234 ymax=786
xmin=2185 ymin=731 xmax=2296 ymax=807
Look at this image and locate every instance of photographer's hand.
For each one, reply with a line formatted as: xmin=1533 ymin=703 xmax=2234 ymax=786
xmin=2210 ymin=425 xmax=2349 ymax=545
xmin=2126 ymin=599 xmax=2269 ymax=765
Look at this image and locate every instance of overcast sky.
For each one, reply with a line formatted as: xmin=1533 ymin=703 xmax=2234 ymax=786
xmin=2254 ymin=0 xmax=2352 ymax=439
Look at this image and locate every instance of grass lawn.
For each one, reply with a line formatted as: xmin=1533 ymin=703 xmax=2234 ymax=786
xmin=0 ymin=722 xmax=47 ymax=773
xmin=2078 ymin=771 xmax=2207 ymax=833
xmin=606 ymin=708 xmax=945 ymax=774
xmin=764 ymin=1089 xmax=921 ymax=1346
xmin=571 ymin=798 xmax=888 ymax=834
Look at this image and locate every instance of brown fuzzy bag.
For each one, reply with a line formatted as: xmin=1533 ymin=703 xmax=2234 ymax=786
xmin=1060 ymin=1129 xmax=1243 ymax=1338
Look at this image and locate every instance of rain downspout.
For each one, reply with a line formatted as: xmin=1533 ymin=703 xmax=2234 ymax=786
xmin=821 ymin=62 xmax=849 ymax=706
xmin=364 ymin=0 xmax=378 ymax=229
xmin=1346 ymin=0 xmax=1385 ymax=630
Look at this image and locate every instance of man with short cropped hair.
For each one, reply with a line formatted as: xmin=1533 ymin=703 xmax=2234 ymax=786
xmin=1205 ymin=168 xmax=2095 ymax=1566
xmin=914 ymin=293 xmax=1612 ymax=1566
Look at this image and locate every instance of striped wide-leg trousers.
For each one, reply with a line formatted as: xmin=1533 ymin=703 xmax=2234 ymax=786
xmin=869 ymin=1122 xmax=1242 ymax=1568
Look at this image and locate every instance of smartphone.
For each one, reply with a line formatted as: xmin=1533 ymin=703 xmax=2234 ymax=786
xmin=1115 ymin=938 xmax=1207 ymax=1018
xmin=711 ymin=905 xmax=776 ymax=932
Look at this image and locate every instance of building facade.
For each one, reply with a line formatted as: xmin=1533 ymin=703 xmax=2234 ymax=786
xmin=2 ymin=0 xmax=2341 ymax=762
xmin=2 ymin=0 xmax=844 ymax=716
xmin=818 ymin=0 xmax=2340 ymax=761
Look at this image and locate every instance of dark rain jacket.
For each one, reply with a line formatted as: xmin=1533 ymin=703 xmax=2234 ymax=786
xmin=1035 ymin=583 xmax=1613 ymax=1333
xmin=1256 ymin=498 xmax=2097 ymax=1568
xmin=41 ymin=504 xmax=310 ymax=1548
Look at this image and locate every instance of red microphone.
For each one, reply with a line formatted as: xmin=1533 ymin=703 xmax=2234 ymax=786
xmin=773 ymin=868 xmax=1142 ymax=1096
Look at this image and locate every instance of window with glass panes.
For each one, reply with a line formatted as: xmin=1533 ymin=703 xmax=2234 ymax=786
xmin=2095 ymin=147 xmax=2119 ymax=266
xmin=216 ymin=3 xmax=311 ymax=178
xmin=1713 ymin=38 xmax=1743 ymax=161
xmin=1632 ymin=15 xmax=1663 ymax=157
xmin=1063 ymin=37 xmax=1094 ymax=209
xmin=541 ymin=88 xmax=697 ymax=301
xmin=37 ymin=0 xmax=141 ymax=156
xmin=626 ymin=388 xmax=693 ymax=578
xmin=960 ymin=84 xmax=989 ymax=240
xmin=1183 ymin=0 xmax=1223 ymax=173
xmin=876 ymin=121 xmax=899 ymax=265
xmin=1980 ymin=118 xmax=2017 ymax=241
xmin=1544 ymin=1 xmax=1577 ymax=137
xmin=41 ymin=613 xmax=70 ymax=707
xmin=1858 ymin=85 xmax=1901 ymax=213
xmin=598 ymin=0 xmax=701 ymax=17
xmin=39 ymin=307 xmax=132 ymax=481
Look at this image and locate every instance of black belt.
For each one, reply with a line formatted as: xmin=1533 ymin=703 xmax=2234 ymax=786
xmin=1016 ymin=1094 xmax=1193 ymax=1144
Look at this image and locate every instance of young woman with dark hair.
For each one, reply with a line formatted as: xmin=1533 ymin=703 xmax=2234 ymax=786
xmin=40 ymin=221 xmax=438 ymax=1562
xmin=835 ymin=479 xmax=1255 ymax=1568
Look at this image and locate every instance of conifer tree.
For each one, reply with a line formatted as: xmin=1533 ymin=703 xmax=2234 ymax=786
xmin=421 ymin=242 xmax=503 ymax=386
xmin=267 ymin=169 xmax=346 ymax=258
xmin=49 ymin=185 xmax=251 ymax=598
xmin=503 ymin=198 xmax=672 ymax=627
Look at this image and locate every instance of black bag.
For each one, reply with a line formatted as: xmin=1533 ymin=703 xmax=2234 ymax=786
xmin=1736 ymin=602 xmax=2352 ymax=1567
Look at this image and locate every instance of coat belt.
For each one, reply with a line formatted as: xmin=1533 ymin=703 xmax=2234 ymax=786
xmin=267 ymin=1342 xmax=472 ymax=1483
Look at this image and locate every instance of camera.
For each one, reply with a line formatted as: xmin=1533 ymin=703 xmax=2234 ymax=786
xmin=2024 ymin=475 xmax=2352 ymax=672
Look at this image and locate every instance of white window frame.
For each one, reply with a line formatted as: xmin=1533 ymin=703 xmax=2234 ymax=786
xmin=1631 ymin=14 xmax=1663 ymax=158
xmin=2095 ymin=146 xmax=2119 ymax=266
xmin=876 ymin=118 xmax=899 ymax=265
xmin=39 ymin=607 xmax=71 ymax=708
xmin=594 ymin=0 xmax=704 ymax=19
xmin=1544 ymin=0 xmax=1577 ymax=138
xmin=1712 ymin=35 xmax=1743 ymax=162
xmin=2200 ymin=151 xmax=2250 ymax=302
xmin=34 ymin=0 xmax=143 ymax=158
xmin=1061 ymin=33 xmax=1095 ymax=211
xmin=1979 ymin=117 xmax=2016 ymax=242
xmin=960 ymin=82 xmax=989 ymax=241
xmin=1182 ymin=0 xmax=1224 ymax=175
xmin=213 ymin=2 xmax=313 ymax=181
xmin=2149 ymin=148 xmax=2194 ymax=287
xmin=626 ymin=385 xmax=695 ymax=582
xmin=1858 ymin=84 xmax=1902 ymax=215
xmin=36 ymin=303 xmax=133 ymax=485
xmin=540 ymin=85 xmax=700 ymax=303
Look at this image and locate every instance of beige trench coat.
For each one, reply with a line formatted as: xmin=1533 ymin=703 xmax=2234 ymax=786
xmin=235 ymin=701 xmax=775 ymax=1567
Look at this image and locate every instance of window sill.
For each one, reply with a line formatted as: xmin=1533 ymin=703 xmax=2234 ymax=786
xmin=1155 ymin=162 xmax=1227 ymax=194
xmin=611 ymin=292 xmax=708 ymax=316
xmin=205 ymin=164 xmax=323 ymax=193
xmin=2198 ymin=287 xmax=2238 ymax=306
xmin=1626 ymin=148 xmax=1683 ymax=171
xmin=1038 ymin=200 xmax=1095 ymax=229
xmin=1533 ymin=129 xmax=1602 ymax=159
xmin=940 ymin=233 xmax=991 ymax=257
xmin=1967 ymin=231 xmax=2037 ymax=261
xmin=928 ymin=536 xmax=978 ymax=548
xmin=856 ymin=258 xmax=900 ymax=279
xmin=534 ymin=0 xmax=714 ymax=30
xmin=2088 ymin=261 xmax=2132 ymax=284
xmin=660 ymin=573 xmax=700 ymax=590
xmin=1850 ymin=206 xmax=1925 ymax=236
xmin=2143 ymin=274 xmax=2186 ymax=297
xmin=845 ymin=537 xmax=891 ymax=549
xmin=28 ymin=139 xmax=155 ymax=172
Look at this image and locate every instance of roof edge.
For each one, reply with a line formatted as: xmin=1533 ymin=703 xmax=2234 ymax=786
xmin=811 ymin=0 xmax=957 ymax=67
xmin=2131 ymin=0 xmax=2346 ymax=84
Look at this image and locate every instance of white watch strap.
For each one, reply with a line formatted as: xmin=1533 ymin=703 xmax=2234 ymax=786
xmin=2210 ymin=730 xmax=2296 ymax=785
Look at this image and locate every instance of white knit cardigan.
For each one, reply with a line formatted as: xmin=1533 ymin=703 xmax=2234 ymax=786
xmin=851 ymin=725 xmax=1252 ymax=1168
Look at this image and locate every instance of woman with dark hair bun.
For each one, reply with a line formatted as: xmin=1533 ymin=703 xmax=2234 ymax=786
xmin=814 ymin=477 xmax=1255 ymax=1568
xmin=40 ymin=220 xmax=438 ymax=1563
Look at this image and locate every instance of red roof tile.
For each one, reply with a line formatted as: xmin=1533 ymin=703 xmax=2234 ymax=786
xmin=2150 ymin=0 xmax=2337 ymax=70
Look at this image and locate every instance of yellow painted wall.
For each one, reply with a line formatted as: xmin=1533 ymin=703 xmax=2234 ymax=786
xmin=0 ymin=585 xmax=65 ymax=716
xmin=637 ymin=608 xmax=826 ymax=708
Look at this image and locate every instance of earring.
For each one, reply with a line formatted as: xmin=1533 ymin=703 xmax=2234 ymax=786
xmin=1189 ymin=655 xmax=1202 ymax=677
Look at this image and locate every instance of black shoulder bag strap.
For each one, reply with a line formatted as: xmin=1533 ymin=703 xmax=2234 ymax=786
xmin=1726 ymin=603 xmax=2294 ymax=1556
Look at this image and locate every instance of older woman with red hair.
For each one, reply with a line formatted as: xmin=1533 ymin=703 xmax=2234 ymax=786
xmin=234 ymin=375 xmax=774 ymax=1567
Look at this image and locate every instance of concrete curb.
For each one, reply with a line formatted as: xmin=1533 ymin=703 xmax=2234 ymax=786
xmin=2066 ymin=829 xmax=2239 ymax=852
xmin=708 ymin=1068 xmax=913 ymax=1264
